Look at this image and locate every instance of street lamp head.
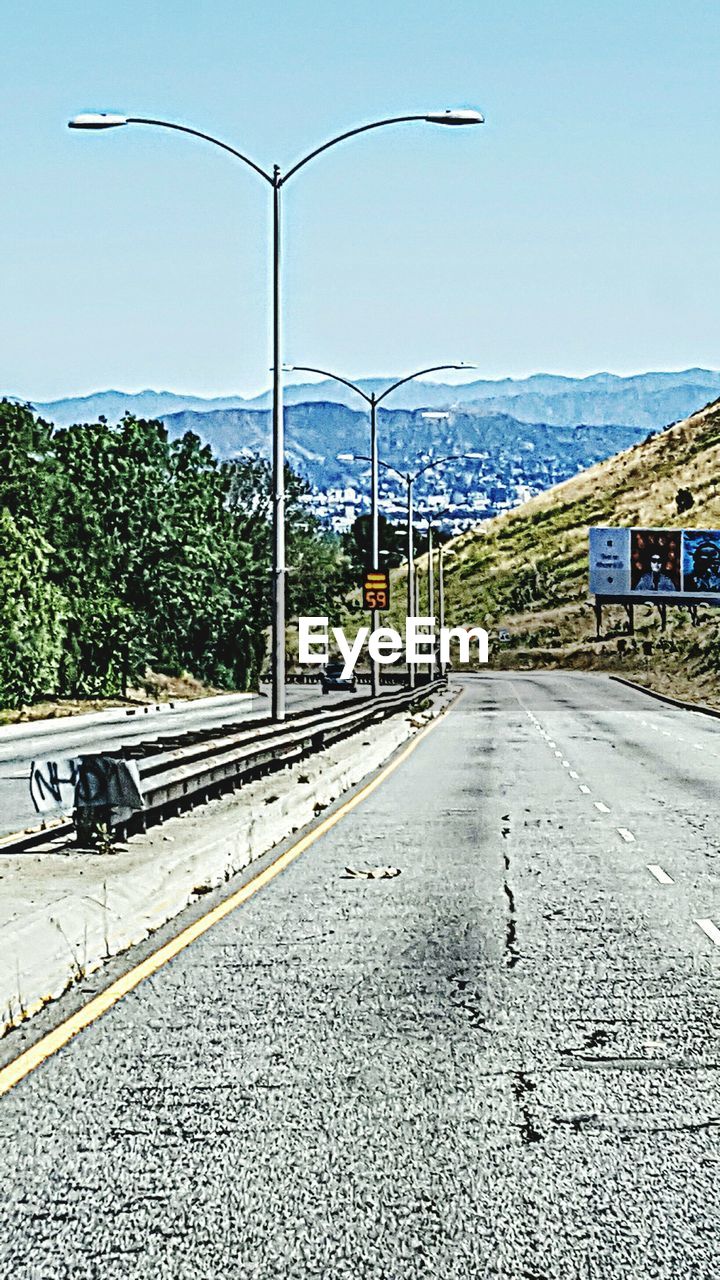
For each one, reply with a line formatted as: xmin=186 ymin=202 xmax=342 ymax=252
xmin=425 ymin=109 xmax=484 ymax=126
xmin=68 ymin=113 xmax=129 ymax=129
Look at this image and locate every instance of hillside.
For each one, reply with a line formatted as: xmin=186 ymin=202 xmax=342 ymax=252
xmin=161 ymin=401 xmax=645 ymax=479
xmin=160 ymin=402 xmax=650 ymax=531
xmin=400 ymin=397 xmax=720 ymax=706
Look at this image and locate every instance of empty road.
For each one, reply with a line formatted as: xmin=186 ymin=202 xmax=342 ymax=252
xmin=1 ymin=671 xmax=719 ymax=1277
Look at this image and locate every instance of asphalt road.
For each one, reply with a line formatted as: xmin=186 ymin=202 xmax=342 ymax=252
xmin=1 ymin=670 xmax=720 ymax=1277
xmin=0 ymin=683 xmax=356 ymax=838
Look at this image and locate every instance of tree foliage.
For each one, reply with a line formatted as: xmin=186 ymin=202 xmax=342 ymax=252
xmin=0 ymin=400 xmax=351 ymax=707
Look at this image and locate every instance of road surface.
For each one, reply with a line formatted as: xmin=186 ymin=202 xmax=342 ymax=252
xmin=1 ymin=670 xmax=719 ymax=1277
xmin=0 ymin=683 xmax=359 ymax=838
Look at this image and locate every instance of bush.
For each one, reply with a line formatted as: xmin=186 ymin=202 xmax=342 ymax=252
xmin=0 ymin=509 xmax=66 ymax=707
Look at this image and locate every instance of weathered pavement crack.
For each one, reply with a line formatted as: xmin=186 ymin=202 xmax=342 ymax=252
xmin=513 ymin=1071 xmax=542 ymax=1144
xmin=503 ymin=849 xmax=519 ymax=969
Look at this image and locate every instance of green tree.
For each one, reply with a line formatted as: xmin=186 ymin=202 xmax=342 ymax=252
xmin=0 ymin=400 xmax=358 ymax=706
xmin=0 ymin=509 xmax=65 ymax=707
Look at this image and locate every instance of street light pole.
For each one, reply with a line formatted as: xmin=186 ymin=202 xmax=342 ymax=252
xmin=407 ymin=473 xmax=415 ymax=688
xmin=288 ymin=364 xmax=472 ymax=695
xmin=348 ymin=451 xmax=472 ymax=686
xmin=438 ymin=539 xmax=445 ymax=676
xmin=369 ymin=393 xmax=379 ymax=696
xmin=69 ymin=109 xmax=483 ymax=719
xmin=419 ymin=505 xmax=460 ymax=675
xmin=427 ymin=522 xmax=435 ymax=678
xmin=427 ymin=523 xmax=434 ymax=618
xmin=271 ymin=168 xmax=285 ymax=713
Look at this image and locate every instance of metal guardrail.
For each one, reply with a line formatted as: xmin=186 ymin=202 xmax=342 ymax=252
xmin=4 ymin=681 xmax=446 ymax=853
xmin=287 ymin=672 xmax=408 ymax=685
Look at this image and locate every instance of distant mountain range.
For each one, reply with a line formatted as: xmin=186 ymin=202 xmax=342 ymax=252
xmin=15 ymin=367 xmax=720 ymax=430
xmin=159 ymin=402 xmax=649 ymax=496
xmin=10 ymin=369 xmax=720 ymax=531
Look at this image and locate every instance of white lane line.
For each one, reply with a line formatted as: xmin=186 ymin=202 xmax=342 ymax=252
xmin=548 ymin=741 xmax=556 ymax=748
xmin=569 ymin=770 xmax=579 ymax=780
xmin=661 ymin=729 xmax=671 ymax=737
xmin=696 ymin=918 xmax=720 ymax=947
xmin=554 ymin=750 xmax=563 ymax=758
xmin=647 ymin=864 xmax=674 ymax=885
xmin=694 ymin=744 xmax=704 ymax=751
xmin=561 ymin=759 xmax=570 ymax=767
xmin=594 ymin=801 xmax=611 ymax=813
xmin=579 ymin=784 xmax=591 ymax=794
xmin=617 ymin=827 xmax=636 ymax=843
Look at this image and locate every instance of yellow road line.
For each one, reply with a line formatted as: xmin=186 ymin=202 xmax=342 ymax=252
xmin=0 ymin=689 xmax=460 ymax=1099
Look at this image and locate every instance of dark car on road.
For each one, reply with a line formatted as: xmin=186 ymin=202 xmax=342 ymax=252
xmin=320 ymin=662 xmax=357 ymax=694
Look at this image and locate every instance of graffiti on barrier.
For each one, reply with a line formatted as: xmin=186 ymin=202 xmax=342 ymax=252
xmin=30 ymin=755 xmax=144 ymax=815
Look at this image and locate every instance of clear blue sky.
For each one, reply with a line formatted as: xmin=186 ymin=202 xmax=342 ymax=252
xmin=3 ymin=0 xmax=720 ymax=400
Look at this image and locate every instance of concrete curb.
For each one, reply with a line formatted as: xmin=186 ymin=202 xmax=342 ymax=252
xmin=0 ymin=690 xmax=452 ymax=1036
xmin=608 ymin=674 xmax=720 ymax=721
xmin=0 ymin=691 xmax=255 ymax=744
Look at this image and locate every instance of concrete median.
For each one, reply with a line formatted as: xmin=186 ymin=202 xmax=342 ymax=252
xmin=0 ymin=687 xmax=453 ymax=1036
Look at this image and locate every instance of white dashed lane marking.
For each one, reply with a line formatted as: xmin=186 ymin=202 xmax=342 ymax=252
xmin=569 ymin=770 xmax=579 ymax=780
xmin=647 ymin=864 xmax=674 ymax=885
xmin=579 ymin=784 xmax=591 ymax=794
xmin=617 ymin=827 xmax=636 ymax=843
xmin=594 ymin=801 xmax=611 ymax=813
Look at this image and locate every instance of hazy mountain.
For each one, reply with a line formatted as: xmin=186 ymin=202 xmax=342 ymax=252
xmin=242 ymin=368 xmax=720 ymax=420
xmin=461 ymin=383 xmax=720 ymax=429
xmin=21 ymin=389 xmax=251 ymax=427
xmin=17 ymin=367 xmax=720 ymax=430
xmin=161 ymin=401 xmax=651 ymax=497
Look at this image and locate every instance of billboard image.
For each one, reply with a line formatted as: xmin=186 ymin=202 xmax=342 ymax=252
xmin=589 ymin=527 xmax=720 ymax=602
xmin=630 ymin=529 xmax=681 ymax=593
xmin=682 ymin=530 xmax=720 ymax=593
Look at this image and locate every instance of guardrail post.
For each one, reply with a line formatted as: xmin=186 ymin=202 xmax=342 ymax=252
xmin=74 ymin=804 xmax=113 ymax=850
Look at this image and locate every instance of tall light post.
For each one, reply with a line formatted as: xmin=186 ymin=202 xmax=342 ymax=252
xmin=348 ymin=452 xmax=471 ymax=686
xmin=287 ymin=363 xmax=471 ymax=695
xmin=417 ymin=507 xmax=459 ymax=675
xmin=68 ymin=109 xmax=483 ymax=720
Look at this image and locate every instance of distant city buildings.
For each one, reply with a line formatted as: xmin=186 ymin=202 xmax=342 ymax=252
xmin=302 ymin=448 xmax=553 ymax=535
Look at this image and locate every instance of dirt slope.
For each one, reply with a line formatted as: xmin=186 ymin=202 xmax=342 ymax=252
xmin=394 ymin=397 xmax=720 ymax=706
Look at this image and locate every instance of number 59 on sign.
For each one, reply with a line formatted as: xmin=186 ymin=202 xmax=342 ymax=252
xmin=363 ymin=570 xmax=390 ymax=611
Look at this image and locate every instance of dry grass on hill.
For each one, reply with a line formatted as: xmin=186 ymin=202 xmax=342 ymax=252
xmin=387 ymin=396 xmax=720 ymax=708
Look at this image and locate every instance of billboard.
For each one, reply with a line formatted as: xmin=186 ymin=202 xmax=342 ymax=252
xmin=589 ymin=527 xmax=720 ymax=601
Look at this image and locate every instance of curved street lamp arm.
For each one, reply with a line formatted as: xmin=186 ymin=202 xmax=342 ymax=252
xmin=375 ymin=364 xmax=469 ymax=405
xmin=412 ymin=451 xmax=472 ymax=482
xmin=418 ymin=504 xmax=456 ymax=528
xmin=126 ymin=117 xmax=274 ymax=185
xmin=285 ymin=366 xmax=372 ymax=403
xmin=281 ymin=115 xmax=431 ymax=185
xmin=350 ymin=454 xmax=407 ymax=484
